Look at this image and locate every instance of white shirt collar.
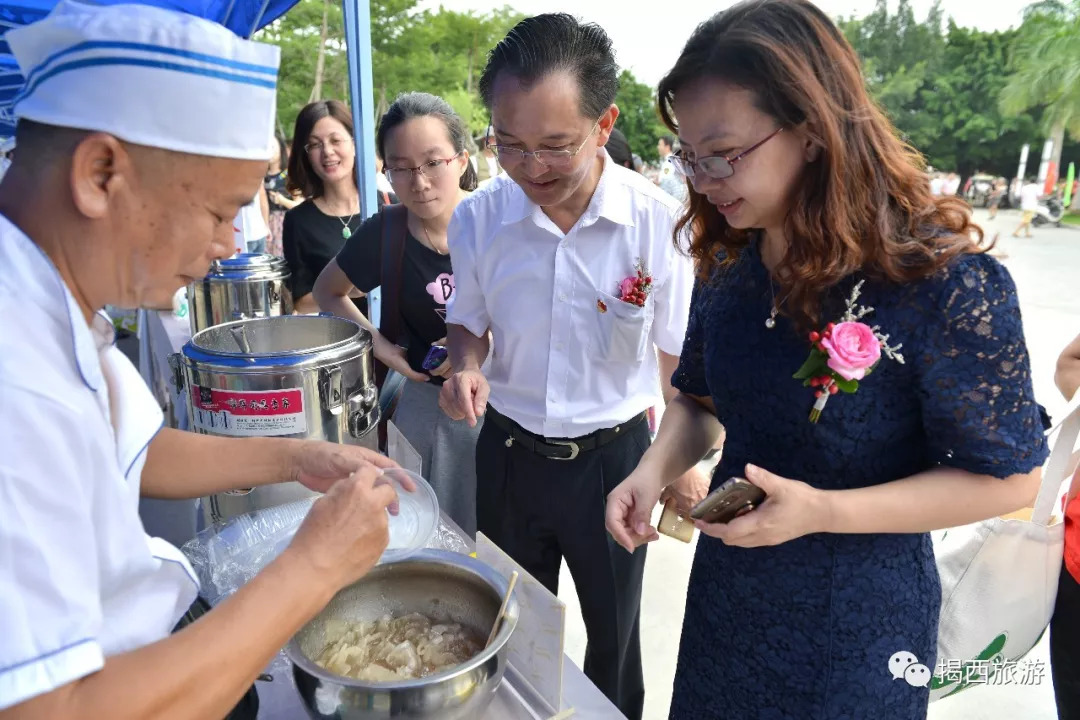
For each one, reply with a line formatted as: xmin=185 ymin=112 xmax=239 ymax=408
xmin=2 ymin=213 xmax=108 ymax=391
xmin=501 ymin=149 xmax=636 ymax=229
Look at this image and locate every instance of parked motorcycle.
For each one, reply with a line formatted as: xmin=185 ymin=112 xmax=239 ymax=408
xmin=1033 ymin=196 xmax=1065 ymax=227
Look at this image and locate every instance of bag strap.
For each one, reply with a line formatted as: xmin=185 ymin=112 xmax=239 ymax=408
xmin=1033 ymin=394 xmax=1080 ymax=525
xmin=378 ymin=203 xmax=408 ymax=346
xmin=375 ymin=204 xmax=409 ymax=451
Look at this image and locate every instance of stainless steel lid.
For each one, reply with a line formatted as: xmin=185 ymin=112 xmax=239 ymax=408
xmin=183 ymin=315 xmax=372 ymax=369
xmin=203 ymin=253 xmax=290 ymax=282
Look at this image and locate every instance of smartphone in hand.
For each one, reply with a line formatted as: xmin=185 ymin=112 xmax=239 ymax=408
xmin=690 ymin=477 xmax=766 ymax=525
xmin=421 ymin=345 xmax=448 ymax=371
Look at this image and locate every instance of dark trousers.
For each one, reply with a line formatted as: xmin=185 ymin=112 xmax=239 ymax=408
xmin=1053 ymin=561 xmax=1080 ymax=719
xmin=476 ymin=410 xmax=648 ymax=720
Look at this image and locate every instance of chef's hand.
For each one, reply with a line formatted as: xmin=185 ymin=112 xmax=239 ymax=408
xmin=286 ymin=466 xmax=413 ymax=591
xmin=428 ymin=337 xmax=454 ymax=379
xmin=660 ymin=465 xmax=711 ymax=515
xmin=605 ymin=468 xmax=664 ymax=553
xmin=694 ymin=464 xmax=829 ymax=547
xmin=290 ymin=440 xmax=398 ymax=494
xmin=439 ymin=368 xmax=489 ymax=427
xmin=373 ymin=335 xmax=429 ymax=383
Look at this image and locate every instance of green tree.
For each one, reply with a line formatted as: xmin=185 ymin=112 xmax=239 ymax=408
xmin=838 ymin=1 xmax=1044 ymax=179
xmin=259 ymin=1 xmax=522 ymax=141
xmin=256 ymin=0 xmax=350 ymax=136
xmin=838 ymin=0 xmax=945 ymax=154
xmin=920 ymin=24 xmax=1038 ymax=177
xmin=1000 ymin=0 xmax=1080 ymax=202
xmin=614 ymin=69 xmax=666 ymax=163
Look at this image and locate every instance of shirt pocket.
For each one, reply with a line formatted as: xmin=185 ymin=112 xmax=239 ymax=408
xmin=591 ymin=289 xmax=654 ymax=363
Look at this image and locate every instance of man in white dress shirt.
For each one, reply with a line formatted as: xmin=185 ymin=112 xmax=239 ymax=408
xmin=438 ymin=14 xmax=705 ymax=720
xmin=0 ymin=3 xmax=400 ymax=718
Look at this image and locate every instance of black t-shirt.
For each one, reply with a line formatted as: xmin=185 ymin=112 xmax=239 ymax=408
xmin=335 ymin=209 xmax=453 ymax=381
xmin=281 ymin=199 xmax=368 ymax=316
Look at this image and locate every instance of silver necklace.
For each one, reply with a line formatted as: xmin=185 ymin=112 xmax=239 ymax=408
xmin=338 ymin=211 xmax=357 ymax=239
xmin=765 ymin=275 xmax=780 ymax=329
xmin=322 ymin=196 xmax=358 ymax=239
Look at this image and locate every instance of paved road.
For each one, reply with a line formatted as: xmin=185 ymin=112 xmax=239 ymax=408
xmin=557 ymin=208 xmax=1079 ymax=720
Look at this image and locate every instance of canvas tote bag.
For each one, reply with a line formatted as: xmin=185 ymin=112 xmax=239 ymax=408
xmin=930 ymin=395 xmax=1080 ymax=701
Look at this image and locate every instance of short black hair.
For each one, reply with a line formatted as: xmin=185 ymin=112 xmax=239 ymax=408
xmin=479 ymin=13 xmax=619 ymax=119
xmin=14 ymin=119 xmax=88 ymax=161
xmin=376 ymin=92 xmax=478 ymax=192
xmin=659 ymin=134 xmax=675 ymax=150
xmin=606 ymin=128 xmax=633 ymax=168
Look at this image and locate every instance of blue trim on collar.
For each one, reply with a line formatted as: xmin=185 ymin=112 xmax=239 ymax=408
xmin=124 ymin=420 xmax=164 ymax=481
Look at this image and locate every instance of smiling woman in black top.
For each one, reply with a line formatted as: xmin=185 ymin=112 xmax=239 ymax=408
xmin=283 ymin=100 xmax=387 ymax=315
xmin=313 ymin=92 xmax=480 ymax=536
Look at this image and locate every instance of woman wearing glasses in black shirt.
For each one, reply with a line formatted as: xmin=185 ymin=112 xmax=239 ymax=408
xmin=313 ymin=92 xmax=480 ymax=536
xmin=282 ymin=100 xmax=394 ymax=315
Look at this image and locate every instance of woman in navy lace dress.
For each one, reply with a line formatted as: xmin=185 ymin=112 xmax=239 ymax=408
xmin=605 ymin=2 xmax=1050 ymax=718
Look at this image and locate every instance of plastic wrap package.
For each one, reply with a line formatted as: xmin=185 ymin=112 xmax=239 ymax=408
xmin=428 ymin=517 xmax=471 ymax=554
xmin=181 ymin=498 xmax=316 ymax=606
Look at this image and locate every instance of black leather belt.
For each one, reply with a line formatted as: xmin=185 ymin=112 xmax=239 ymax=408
xmin=487 ymin=406 xmax=647 ymax=461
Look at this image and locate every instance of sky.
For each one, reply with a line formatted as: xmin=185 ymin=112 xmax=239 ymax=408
xmin=417 ymin=0 xmax=1034 ymax=87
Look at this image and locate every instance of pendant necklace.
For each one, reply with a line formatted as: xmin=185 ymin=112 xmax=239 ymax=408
xmin=765 ymin=275 xmax=780 ymax=329
xmin=337 ymin=198 xmax=358 ymax=239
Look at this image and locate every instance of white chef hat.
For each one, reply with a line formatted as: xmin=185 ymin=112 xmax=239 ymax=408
xmin=6 ymin=0 xmax=281 ymax=160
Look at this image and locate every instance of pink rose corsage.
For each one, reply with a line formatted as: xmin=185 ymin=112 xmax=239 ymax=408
xmin=617 ymin=260 xmax=652 ymax=308
xmin=792 ymin=280 xmax=905 ymax=423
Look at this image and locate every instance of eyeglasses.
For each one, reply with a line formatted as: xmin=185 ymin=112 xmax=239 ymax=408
xmin=670 ymin=127 xmax=784 ymax=182
xmin=305 ymin=135 xmax=352 ymax=155
xmin=384 ymin=152 xmax=464 ymax=185
xmin=487 ymin=118 xmax=601 ymax=170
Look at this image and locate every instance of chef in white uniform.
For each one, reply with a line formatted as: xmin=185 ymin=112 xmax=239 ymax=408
xmin=0 ymin=3 xmax=402 ymax=718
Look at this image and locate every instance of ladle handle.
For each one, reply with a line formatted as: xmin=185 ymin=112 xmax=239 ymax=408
xmin=485 ymin=570 xmax=519 ymax=649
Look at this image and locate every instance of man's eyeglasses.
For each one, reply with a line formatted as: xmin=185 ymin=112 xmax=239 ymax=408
xmin=305 ymin=135 xmax=352 ymax=155
xmin=670 ymin=127 xmax=784 ymax=181
xmin=487 ymin=118 xmax=601 ymax=171
xmin=384 ymin=152 xmax=464 ymax=185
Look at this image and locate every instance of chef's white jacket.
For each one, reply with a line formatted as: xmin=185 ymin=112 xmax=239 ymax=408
xmin=0 ymin=215 xmax=199 ymax=709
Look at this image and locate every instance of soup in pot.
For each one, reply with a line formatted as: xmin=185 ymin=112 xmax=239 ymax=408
xmin=314 ymin=612 xmax=484 ymax=682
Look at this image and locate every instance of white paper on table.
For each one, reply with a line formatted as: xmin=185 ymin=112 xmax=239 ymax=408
xmin=387 ymin=421 xmax=423 ymax=476
xmin=476 ymin=532 xmax=565 ymax=713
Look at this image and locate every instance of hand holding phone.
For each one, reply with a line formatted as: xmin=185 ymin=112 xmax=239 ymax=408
xmin=422 ymin=344 xmax=449 ymax=372
xmin=689 ymin=477 xmax=766 ymax=525
xmin=658 ymin=499 xmax=695 ymax=543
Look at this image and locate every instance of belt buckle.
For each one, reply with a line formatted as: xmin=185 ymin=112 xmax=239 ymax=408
xmin=548 ymin=439 xmax=580 ymax=461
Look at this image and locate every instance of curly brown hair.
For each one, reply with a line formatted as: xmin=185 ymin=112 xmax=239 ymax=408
xmin=657 ymin=0 xmax=984 ymax=330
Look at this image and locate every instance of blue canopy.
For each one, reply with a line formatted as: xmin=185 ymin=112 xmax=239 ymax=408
xmin=0 ymin=0 xmax=300 ymax=138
